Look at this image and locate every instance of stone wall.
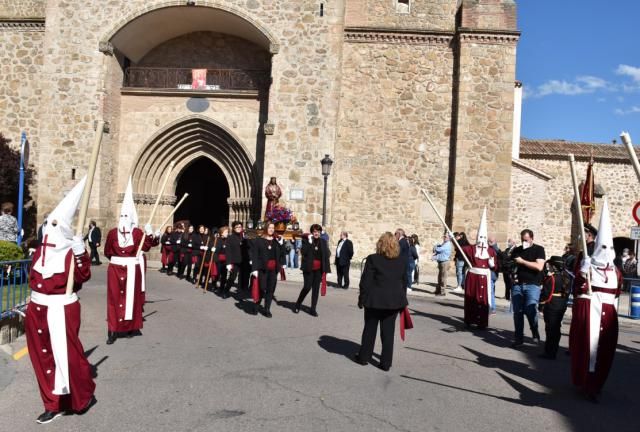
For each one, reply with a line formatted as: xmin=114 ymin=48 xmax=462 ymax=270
xmin=449 ymin=32 xmax=518 ymax=246
xmin=345 ymin=0 xmax=457 ymax=31
xmin=333 ymin=40 xmax=455 ymax=257
xmin=0 ymin=0 xmax=44 ymax=18
xmin=510 ymin=157 xmax=640 ymax=256
xmin=137 ymin=31 xmax=270 ymax=70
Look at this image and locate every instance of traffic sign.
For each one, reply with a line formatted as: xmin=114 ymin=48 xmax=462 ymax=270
xmin=631 ymin=226 xmax=640 ymax=240
xmin=633 ymin=201 xmax=640 ymax=225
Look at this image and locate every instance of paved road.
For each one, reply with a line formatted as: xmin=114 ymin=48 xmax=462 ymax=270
xmin=1 ymin=266 xmax=639 ymax=432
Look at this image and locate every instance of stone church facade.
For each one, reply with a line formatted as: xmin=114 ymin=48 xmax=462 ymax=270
xmin=2 ymin=1 xmax=636 ymax=261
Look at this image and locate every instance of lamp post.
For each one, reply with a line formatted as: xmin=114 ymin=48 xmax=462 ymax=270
xmin=320 ymin=154 xmax=333 ymax=227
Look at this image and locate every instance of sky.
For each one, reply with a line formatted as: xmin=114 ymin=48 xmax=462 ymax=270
xmin=517 ymin=1 xmax=640 ymax=144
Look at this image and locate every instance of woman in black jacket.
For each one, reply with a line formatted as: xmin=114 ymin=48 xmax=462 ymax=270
xmin=251 ymin=222 xmax=285 ymax=317
xmin=355 ymin=232 xmax=408 ymax=371
xmin=294 ymin=224 xmax=331 ymax=316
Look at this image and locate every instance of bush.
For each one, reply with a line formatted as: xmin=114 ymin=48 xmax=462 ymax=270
xmin=0 ymin=240 xmax=24 ymax=262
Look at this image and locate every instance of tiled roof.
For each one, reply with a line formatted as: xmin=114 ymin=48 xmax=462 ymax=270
xmin=519 ymin=138 xmax=640 ymax=163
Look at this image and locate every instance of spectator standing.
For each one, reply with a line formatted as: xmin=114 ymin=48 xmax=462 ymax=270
xmin=335 ymin=231 xmax=354 ymax=289
xmin=510 ymin=229 xmax=545 ymax=348
xmin=488 ymin=235 xmax=500 ymax=313
xmin=452 ymin=232 xmax=469 ymax=294
xmin=84 ymin=220 xmax=102 ymax=265
xmin=294 ymin=237 xmax=302 ymax=269
xmin=395 ymin=229 xmax=412 ymax=292
xmin=500 ymin=238 xmax=517 ymax=300
xmin=623 ymin=252 xmax=637 ymax=277
xmin=0 ymin=202 xmax=19 ymax=242
xmin=432 ymin=232 xmax=452 ymax=296
xmin=354 ymin=232 xmax=408 ymax=371
xmin=411 ymin=234 xmax=421 ymax=284
xmin=284 ymin=239 xmax=294 ymax=268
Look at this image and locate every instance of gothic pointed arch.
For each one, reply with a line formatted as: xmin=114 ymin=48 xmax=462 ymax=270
xmin=131 ymin=115 xmax=256 ymax=223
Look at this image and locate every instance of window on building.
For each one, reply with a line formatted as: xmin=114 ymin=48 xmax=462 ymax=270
xmin=396 ymin=0 xmax=410 ymax=14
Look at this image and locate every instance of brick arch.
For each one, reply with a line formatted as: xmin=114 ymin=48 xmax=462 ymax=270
xmin=130 ymin=115 xmax=257 ymax=223
xmin=100 ymin=1 xmax=280 ymax=60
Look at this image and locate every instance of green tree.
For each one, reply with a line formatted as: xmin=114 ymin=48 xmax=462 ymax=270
xmin=0 ymin=132 xmax=36 ymax=245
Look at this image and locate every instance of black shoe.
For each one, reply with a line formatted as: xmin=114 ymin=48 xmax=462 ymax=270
xmin=222 ymin=291 xmax=229 ymax=299
xmin=264 ymin=310 xmax=272 ymax=318
xmin=511 ymin=340 xmax=524 ymax=349
xmin=532 ymin=329 xmax=541 ymax=344
xmin=378 ymin=364 xmax=391 ymax=372
xmin=36 ymin=411 xmax=63 ymax=424
xmin=353 ymin=354 xmax=368 ymax=366
xmin=159 ymin=268 xmax=166 ymax=273
xmin=293 ymin=304 xmax=300 ymax=314
xmin=343 ymin=286 xmax=349 ymax=290
xmin=77 ymin=395 xmax=97 ymax=415
xmin=538 ymin=353 xmax=555 ymax=360
xmin=127 ymin=331 xmax=134 ymax=338
xmin=167 ymin=271 xmax=173 ymax=276
xmin=106 ymin=332 xmax=117 ymax=345
xmin=309 ymin=310 xmax=318 ymax=317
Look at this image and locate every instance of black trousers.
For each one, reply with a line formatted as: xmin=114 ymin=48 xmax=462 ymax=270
xmin=89 ymin=243 xmax=100 ymax=264
xmin=215 ymin=262 xmax=228 ymax=289
xmin=543 ymin=297 xmax=568 ymax=358
xmin=167 ymin=249 xmax=179 ymax=273
xmin=224 ymin=265 xmax=240 ymax=293
xmin=192 ymin=253 xmax=204 ymax=281
xmin=259 ymin=269 xmax=278 ymax=311
xmin=297 ymin=270 xmax=322 ymax=311
xmin=179 ymin=252 xmax=192 ymax=278
xmin=337 ymin=262 xmax=350 ymax=288
xmin=503 ymin=273 xmax=512 ymax=300
xmin=358 ymin=308 xmax=398 ymax=368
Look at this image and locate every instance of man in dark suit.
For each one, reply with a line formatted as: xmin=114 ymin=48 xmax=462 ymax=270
xmin=335 ymin=231 xmax=354 ymax=289
xmin=84 ymin=220 xmax=102 ymax=265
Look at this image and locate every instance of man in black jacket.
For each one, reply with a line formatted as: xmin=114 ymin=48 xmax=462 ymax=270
xmin=84 ymin=220 xmax=102 ymax=265
xmin=295 ymin=224 xmax=331 ymax=316
xmin=335 ymin=231 xmax=354 ymax=289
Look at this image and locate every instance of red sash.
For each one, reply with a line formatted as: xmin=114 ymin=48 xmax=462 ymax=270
xmin=211 ymin=262 xmax=218 ymax=278
xmin=267 ymin=259 xmax=277 ymax=271
xmin=399 ymin=307 xmax=414 ymax=341
xmin=251 ymin=275 xmax=260 ymax=303
xmin=312 ymin=259 xmax=322 ymax=271
xmin=218 ymin=254 xmax=226 ymax=263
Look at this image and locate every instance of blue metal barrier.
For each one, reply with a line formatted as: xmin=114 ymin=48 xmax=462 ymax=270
xmin=0 ymin=259 xmax=31 ymax=319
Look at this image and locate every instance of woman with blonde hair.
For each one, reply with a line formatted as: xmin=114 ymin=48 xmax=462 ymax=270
xmin=354 ymin=232 xmax=408 ymax=371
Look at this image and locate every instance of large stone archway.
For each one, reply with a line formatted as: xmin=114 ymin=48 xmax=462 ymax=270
xmin=130 ymin=115 xmax=257 ymax=225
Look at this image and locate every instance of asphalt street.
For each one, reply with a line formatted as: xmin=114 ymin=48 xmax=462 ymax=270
xmin=1 ymin=265 xmax=639 ymax=432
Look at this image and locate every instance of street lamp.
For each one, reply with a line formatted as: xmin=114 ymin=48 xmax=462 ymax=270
xmin=320 ymin=154 xmax=333 ymax=226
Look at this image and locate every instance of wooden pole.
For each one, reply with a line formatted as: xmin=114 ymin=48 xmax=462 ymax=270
xmin=65 ymin=121 xmax=105 ymax=295
xmin=195 ymin=235 xmax=211 ymax=290
xmin=136 ymin=161 xmax=175 ymax=257
xmin=620 ymin=132 xmax=640 ymax=183
xmin=420 ymin=189 xmax=473 ymax=269
xmin=158 ymin=193 xmax=189 ymax=229
xmin=568 ymin=154 xmax=592 ymax=294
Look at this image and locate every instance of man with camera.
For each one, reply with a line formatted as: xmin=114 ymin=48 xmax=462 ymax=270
xmin=510 ymin=229 xmax=546 ymax=348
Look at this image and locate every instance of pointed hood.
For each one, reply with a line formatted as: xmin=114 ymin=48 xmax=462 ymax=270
xmin=33 ymin=176 xmax=86 ymax=278
xmin=118 ymin=177 xmax=138 ymax=247
xmin=590 ymin=198 xmax=617 ymax=288
xmin=475 ymin=207 xmax=489 ymax=259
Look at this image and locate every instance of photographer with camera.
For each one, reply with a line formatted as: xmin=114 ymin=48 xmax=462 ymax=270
xmin=510 ymin=229 xmax=546 ymax=348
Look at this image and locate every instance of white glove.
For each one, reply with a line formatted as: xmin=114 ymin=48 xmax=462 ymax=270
xmin=252 ymin=270 xmax=258 ymax=277
xmin=72 ymin=236 xmax=85 ymax=255
xmin=155 ymin=230 xmax=161 ymax=238
xmin=488 ymin=257 xmax=495 ymax=268
xmin=308 ymin=236 xmax=313 ymax=244
xmin=277 ymin=236 xmax=284 ymax=245
xmin=200 ymin=246 xmax=207 ymax=250
xmin=211 ymin=247 xmax=216 ymax=252
xmin=144 ymin=223 xmax=153 ymax=236
xmin=580 ymin=258 xmax=590 ymax=275
xmin=249 ymin=260 xmax=253 ymax=265
xmin=226 ymin=264 xmax=232 ymax=271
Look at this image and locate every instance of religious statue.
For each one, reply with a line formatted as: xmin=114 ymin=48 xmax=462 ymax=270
xmin=264 ymin=177 xmax=282 ymax=218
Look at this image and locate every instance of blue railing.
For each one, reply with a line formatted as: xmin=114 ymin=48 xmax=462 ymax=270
xmin=1 ymin=259 xmax=31 ymax=319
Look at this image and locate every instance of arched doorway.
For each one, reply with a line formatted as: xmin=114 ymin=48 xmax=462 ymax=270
xmin=174 ymin=157 xmax=230 ymax=228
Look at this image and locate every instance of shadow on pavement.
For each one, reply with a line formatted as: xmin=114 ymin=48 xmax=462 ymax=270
xmin=403 ymin=309 xmax=640 ymax=431
xmin=317 ymin=335 xmax=360 ymax=360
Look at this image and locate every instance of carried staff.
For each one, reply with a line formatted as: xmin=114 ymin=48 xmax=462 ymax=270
xmin=65 ymin=120 xmax=105 ymax=295
xmin=203 ymin=237 xmax=219 ymax=293
xmin=620 ymin=132 xmax=640 ymax=183
xmin=158 ymin=193 xmax=189 ymax=229
xmin=136 ymin=161 xmax=175 ymax=257
xmin=420 ymin=189 xmax=472 ymax=269
xmin=568 ymin=154 xmax=592 ymax=295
